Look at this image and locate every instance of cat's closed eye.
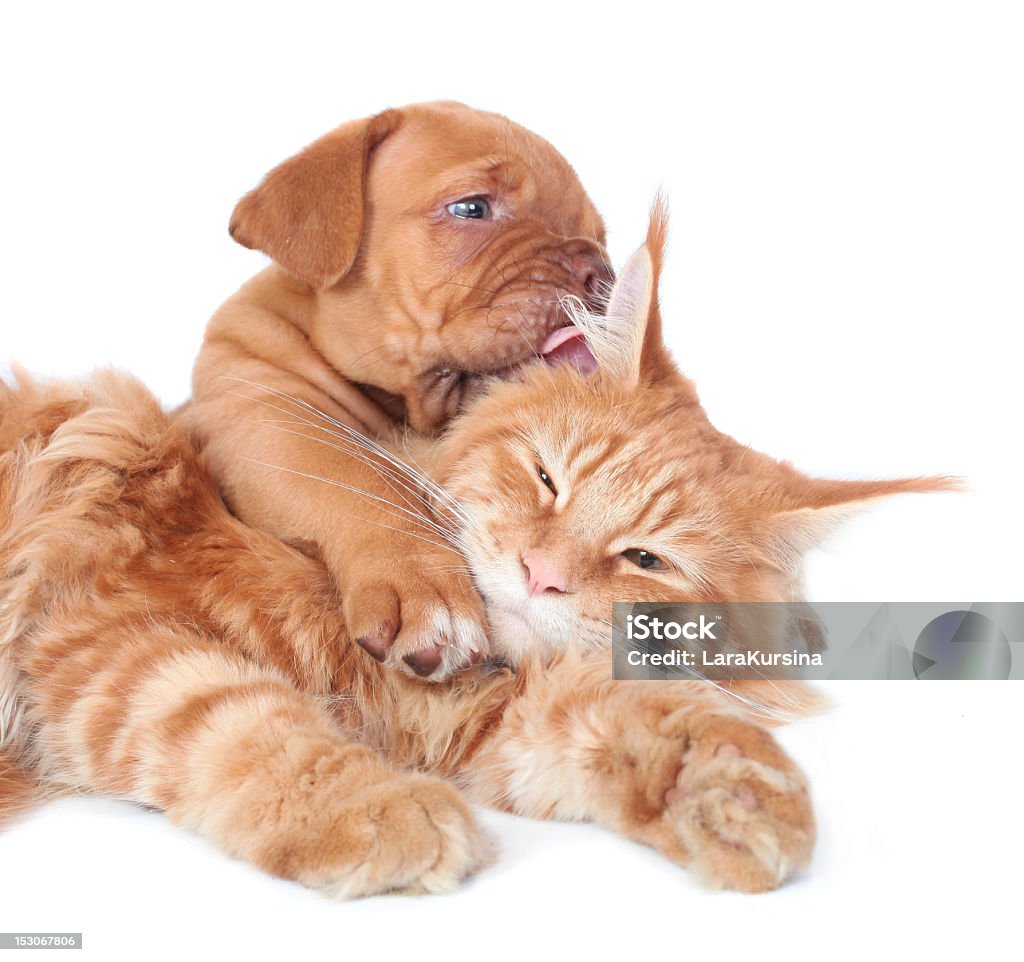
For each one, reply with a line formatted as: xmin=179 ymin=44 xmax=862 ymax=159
xmin=621 ymin=548 xmax=669 ymax=572
xmin=537 ymin=465 xmax=558 ymax=497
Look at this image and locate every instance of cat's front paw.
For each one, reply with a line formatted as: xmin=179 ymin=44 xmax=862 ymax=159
xmin=284 ymin=771 xmax=495 ymax=899
xmin=663 ymin=714 xmax=815 ymax=893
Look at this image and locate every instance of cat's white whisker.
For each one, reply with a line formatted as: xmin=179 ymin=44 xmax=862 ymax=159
xmin=231 ymin=378 xmax=490 ymax=544
xmin=249 ymin=413 xmax=435 ymax=524
xmin=223 ymin=378 xmax=492 ymax=551
xmin=238 ymin=457 xmax=461 ymax=556
xmin=245 ymin=416 xmax=462 ymax=543
xmin=594 ymin=617 xmax=797 ymax=725
xmin=244 ymin=424 xmax=461 ymax=549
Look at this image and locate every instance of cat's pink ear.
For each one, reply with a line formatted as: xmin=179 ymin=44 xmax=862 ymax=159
xmin=589 ymin=196 xmax=676 ymax=387
xmin=600 ymin=242 xmax=655 ymax=386
xmin=759 ymin=475 xmax=962 ymax=569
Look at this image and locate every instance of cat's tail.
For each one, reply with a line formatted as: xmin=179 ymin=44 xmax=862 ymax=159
xmin=718 ymin=680 xmax=830 ymax=727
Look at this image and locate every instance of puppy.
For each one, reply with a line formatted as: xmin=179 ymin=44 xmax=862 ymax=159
xmin=183 ymin=101 xmax=610 ymax=679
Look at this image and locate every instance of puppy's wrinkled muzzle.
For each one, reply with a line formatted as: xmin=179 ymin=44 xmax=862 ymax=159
xmin=551 ymin=238 xmax=614 ymax=311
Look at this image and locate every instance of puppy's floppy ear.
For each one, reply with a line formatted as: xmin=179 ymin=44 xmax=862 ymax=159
xmin=229 ymin=109 xmax=400 ymax=289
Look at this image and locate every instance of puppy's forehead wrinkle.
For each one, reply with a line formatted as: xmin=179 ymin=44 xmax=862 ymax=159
xmin=477 ymin=156 xmax=525 ymax=192
xmin=432 ymin=161 xmax=519 ymax=202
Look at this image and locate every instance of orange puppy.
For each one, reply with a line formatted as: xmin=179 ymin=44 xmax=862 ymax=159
xmin=183 ymin=101 xmax=609 ymax=677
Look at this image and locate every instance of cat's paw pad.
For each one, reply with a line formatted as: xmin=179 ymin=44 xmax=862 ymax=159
xmin=666 ymin=718 xmax=815 ymax=893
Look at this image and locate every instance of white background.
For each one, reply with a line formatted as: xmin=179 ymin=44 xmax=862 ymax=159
xmin=2 ymin=2 xmax=1022 ymax=959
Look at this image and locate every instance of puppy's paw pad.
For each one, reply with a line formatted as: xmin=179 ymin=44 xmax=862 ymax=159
xmin=403 ymin=645 xmax=444 ymax=677
xmin=346 ymin=574 xmax=488 ymax=680
xmin=388 ymin=605 xmax=487 ymax=681
xmin=356 ymin=635 xmax=390 ymax=662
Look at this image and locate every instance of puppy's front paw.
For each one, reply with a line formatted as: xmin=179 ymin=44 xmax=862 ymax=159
xmin=663 ymin=714 xmax=815 ymax=893
xmin=343 ymin=553 xmax=490 ymax=680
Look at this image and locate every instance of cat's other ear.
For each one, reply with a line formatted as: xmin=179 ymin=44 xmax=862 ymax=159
xmin=600 ymin=195 xmax=680 ymax=387
xmin=229 ymin=109 xmax=400 ymax=289
xmin=757 ymin=472 xmax=963 ymax=569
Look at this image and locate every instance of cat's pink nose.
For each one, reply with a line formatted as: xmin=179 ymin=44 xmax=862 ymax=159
xmin=522 ymin=551 xmax=567 ymax=596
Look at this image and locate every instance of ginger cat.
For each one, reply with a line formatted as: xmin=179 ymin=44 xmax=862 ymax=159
xmin=0 ymin=210 xmax=945 ymax=895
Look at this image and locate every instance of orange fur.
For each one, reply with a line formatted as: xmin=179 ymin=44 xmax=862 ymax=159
xmin=0 ymin=753 xmax=38 ymax=823
xmin=0 ymin=213 xmax=951 ymax=895
xmin=184 ymin=101 xmax=611 ymax=678
xmin=417 ymin=204 xmax=953 ymax=663
xmin=0 ymin=367 xmax=820 ymax=895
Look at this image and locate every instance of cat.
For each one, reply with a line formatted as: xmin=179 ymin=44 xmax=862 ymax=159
xmin=0 ymin=208 xmax=949 ymax=895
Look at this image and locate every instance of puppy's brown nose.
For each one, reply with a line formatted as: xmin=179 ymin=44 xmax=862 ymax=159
xmin=560 ymin=242 xmax=614 ymax=307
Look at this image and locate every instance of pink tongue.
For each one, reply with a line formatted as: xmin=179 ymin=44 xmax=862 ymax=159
xmin=539 ymin=326 xmax=598 ymax=374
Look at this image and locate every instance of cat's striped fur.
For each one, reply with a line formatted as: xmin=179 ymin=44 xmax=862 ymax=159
xmin=0 ymin=212 xmax=945 ymax=895
xmin=0 ymin=369 xmax=818 ymax=894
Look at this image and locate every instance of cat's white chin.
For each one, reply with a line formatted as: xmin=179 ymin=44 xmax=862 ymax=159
xmin=483 ymin=606 xmax=535 ymax=664
xmin=481 ymin=598 xmax=586 ymax=665
xmin=468 ymin=552 xmax=594 ymax=662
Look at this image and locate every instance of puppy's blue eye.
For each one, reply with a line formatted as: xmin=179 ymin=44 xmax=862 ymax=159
xmin=447 ymin=197 xmax=490 ymax=220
